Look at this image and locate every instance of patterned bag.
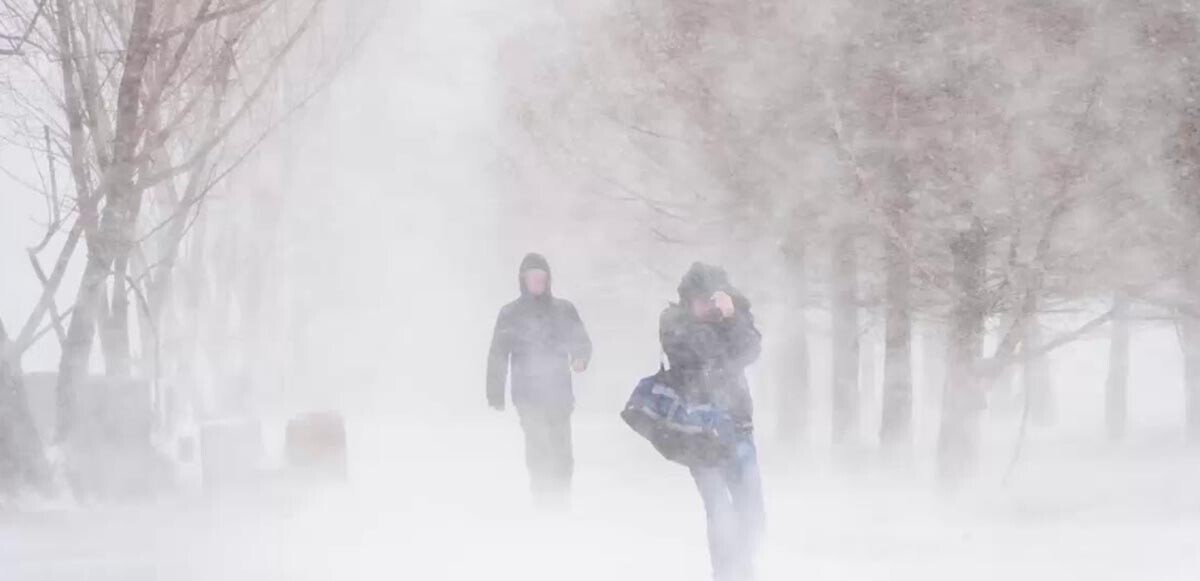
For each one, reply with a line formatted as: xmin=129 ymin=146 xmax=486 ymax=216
xmin=620 ymin=368 xmax=738 ymax=467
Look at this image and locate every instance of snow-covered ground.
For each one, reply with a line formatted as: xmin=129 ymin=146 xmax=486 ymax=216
xmin=2 ymin=408 xmax=1197 ymax=581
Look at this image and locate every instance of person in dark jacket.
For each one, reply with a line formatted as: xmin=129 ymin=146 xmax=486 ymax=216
xmin=488 ymin=253 xmax=592 ymax=507
xmin=661 ymin=262 xmax=764 ymax=581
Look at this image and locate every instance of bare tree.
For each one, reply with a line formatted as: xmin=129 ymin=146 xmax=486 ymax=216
xmin=1105 ymin=293 xmax=1131 ymax=440
xmin=496 ymin=0 xmax=1199 ymax=475
xmin=0 ymin=0 xmax=375 ymax=497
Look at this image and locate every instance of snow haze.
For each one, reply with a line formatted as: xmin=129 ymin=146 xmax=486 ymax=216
xmin=1 ymin=1 xmax=1199 ymax=580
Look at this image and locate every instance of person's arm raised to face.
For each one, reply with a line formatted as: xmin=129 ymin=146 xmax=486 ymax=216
xmin=717 ymin=292 xmax=762 ymax=369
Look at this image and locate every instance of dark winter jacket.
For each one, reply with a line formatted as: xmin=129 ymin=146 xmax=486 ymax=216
xmin=487 ymin=254 xmax=593 ymax=412
xmin=659 ymin=263 xmax=762 ymax=426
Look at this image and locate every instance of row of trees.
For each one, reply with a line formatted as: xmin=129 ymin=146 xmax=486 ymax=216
xmin=501 ymin=0 xmax=1200 ymax=482
xmin=0 ymin=0 xmax=372 ymax=497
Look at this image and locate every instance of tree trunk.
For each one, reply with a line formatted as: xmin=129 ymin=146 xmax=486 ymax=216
xmin=1184 ymin=263 xmax=1200 ymax=443
xmin=921 ymin=320 xmax=946 ymax=409
xmin=991 ymin=311 xmax=1020 ymax=407
xmin=98 ymin=0 xmax=156 ymax=381
xmin=56 ymin=257 xmax=108 ymax=442
xmin=143 ymin=48 xmax=233 ymax=432
xmin=104 ymin=255 xmax=133 ymax=378
xmin=880 ymin=224 xmax=913 ymax=449
xmin=937 ymin=217 xmax=986 ymax=485
xmin=1105 ymin=294 xmax=1130 ymax=441
xmin=1184 ymin=317 xmax=1200 ymax=443
xmin=206 ymin=222 xmax=243 ymax=415
xmin=1024 ymin=312 xmax=1055 ymax=426
xmin=778 ymin=244 xmax=811 ymax=447
xmin=860 ymin=326 xmax=878 ymax=412
xmin=831 ymin=227 xmax=860 ymax=446
xmin=54 ymin=0 xmax=157 ymax=442
xmin=0 ymin=321 xmax=50 ymax=494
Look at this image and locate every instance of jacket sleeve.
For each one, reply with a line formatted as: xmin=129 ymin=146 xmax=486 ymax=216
xmin=660 ymin=305 xmax=702 ymax=370
xmin=487 ymin=307 xmax=512 ymax=407
xmin=565 ymin=302 xmax=593 ymax=369
xmin=720 ymin=296 xmax=762 ymax=369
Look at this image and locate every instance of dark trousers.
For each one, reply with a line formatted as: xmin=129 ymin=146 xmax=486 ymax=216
xmin=516 ymin=406 xmax=574 ymax=508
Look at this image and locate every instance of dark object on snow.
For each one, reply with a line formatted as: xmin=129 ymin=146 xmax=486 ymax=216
xmin=285 ymin=411 xmax=347 ymax=481
xmin=621 ymin=369 xmax=738 ymax=467
xmin=200 ymin=417 xmax=263 ymax=494
xmin=486 ymin=253 xmax=592 ymax=412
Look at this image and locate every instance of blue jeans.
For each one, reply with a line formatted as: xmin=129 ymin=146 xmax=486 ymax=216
xmin=690 ymin=436 xmax=765 ymax=581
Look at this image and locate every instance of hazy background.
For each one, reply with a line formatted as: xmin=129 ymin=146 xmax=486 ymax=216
xmin=2 ymin=1 xmax=1199 ymax=579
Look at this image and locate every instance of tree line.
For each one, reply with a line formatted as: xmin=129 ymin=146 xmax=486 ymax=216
xmin=499 ymin=0 xmax=1200 ymax=482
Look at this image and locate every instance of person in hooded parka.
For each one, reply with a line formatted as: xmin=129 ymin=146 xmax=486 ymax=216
xmin=660 ymin=262 xmax=765 ymax=581
xmin=487 ymin=253 xmax=592 ymax=508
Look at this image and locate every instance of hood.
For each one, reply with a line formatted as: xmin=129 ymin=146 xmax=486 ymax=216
xmin=677 ymin=261 xmax=732 ymax=303
xmin=518 ymin=252 xmax=553 ymax=297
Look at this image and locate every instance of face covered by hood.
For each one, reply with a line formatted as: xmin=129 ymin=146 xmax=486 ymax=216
xmin=518 ymin=252 xmax=553 ymax=298
xmin=677 ymin=262 xmax=750 ymax=321
xmin=677 ymin=262 xmax=732 ymax=304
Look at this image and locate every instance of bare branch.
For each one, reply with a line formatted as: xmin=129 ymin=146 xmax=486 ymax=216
xmin=136 ymin=0 xmax=217 ymax=139
xmin=140 ymin=19 xmax=356 ymax=244
xmin=134 ymin=0 xmax=327 ymax=191
xmin=149 ymin=0 xmax=274 ymax=45
xmin=13 ymin=217 xmax=84 ymax=355
xmin=26 ymin=253 xmax=67 ymax=344
xmin=0 ymin=0 xmax=46 ymax=55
